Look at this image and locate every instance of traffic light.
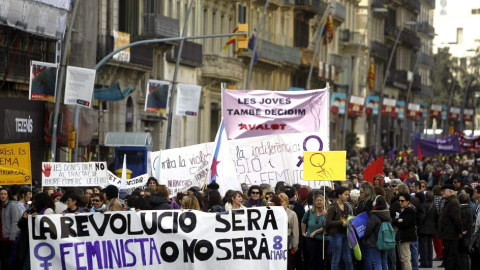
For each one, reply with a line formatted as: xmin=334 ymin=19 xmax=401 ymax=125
xmin=68 ymin=123 xmax=76 ymax=149
xmin=237 ymin=24 xmax=248 ymax=49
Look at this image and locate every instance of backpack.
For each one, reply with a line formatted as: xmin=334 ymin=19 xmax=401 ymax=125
xmin=376 ymin=221 xmax=396 ymax=251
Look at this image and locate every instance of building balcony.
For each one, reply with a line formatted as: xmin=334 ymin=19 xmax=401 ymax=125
xmin=401 ymin=0 xmax=420 ymax=13
xmin=201 ymin=55 xmax=244 ymax=82
xmin=258 ymin=39 xmax=284 ymax=64
xmin=330 ymin=53 xmax=344 ymax=72
xmin=387 ymin=69 xmax=420 ymax=90
xmin=340 ymin=30 xmax=368 ymax=49
xmin=384 ymin=23 xmax=398 ymax=39
xmin=332 ymin=2 xmax=346 ymax=23
xmin=165 ymin=41 xmax=203 ymax=67
xmin=417 ymin=21 xmax=435 ymax=36
xmin=371 ymin=41 xmax=389 ymax=61
xmin=140 ymin=14 xmax=180 ymax=39
xmin=295 ymin=0 xmax=328 ymax=16
xmin=283 ymin=45 xmax=302 ymax=66
xmin=418 ymin=52 xmax=434 ymax=68
xmin=399 ymin=28 xmax=420 ymax=48
xmin=422 ymin=0 xmax=435 ymax=9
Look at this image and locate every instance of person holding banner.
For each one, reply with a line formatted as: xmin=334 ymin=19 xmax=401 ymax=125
xmin=62 ymin=193 xmax=85 ymax=214
xmin=90 ymin=193 xmax=107 ymax=213
xmin=279 ymin=193 xmax=299 ymax=270
xmin=326 ymin=187 xmax=355 ymax=270
xmin=301 ymin=194 xmax=328 ymax=270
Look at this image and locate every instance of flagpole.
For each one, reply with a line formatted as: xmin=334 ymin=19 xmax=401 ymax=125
xmin=246 ymin=0 xmax=269 ymax=90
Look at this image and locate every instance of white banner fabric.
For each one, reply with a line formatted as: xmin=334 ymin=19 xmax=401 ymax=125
xmin=41 ymin=162 xmax=108 ymax=187
xmin=29 ymin=208 xmax=288 ymax=270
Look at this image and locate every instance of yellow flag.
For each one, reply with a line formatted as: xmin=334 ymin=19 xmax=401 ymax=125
xmin=303 ymin=151 xmax=346 ymax=181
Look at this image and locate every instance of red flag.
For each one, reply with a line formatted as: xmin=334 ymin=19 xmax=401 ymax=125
xmin=363 ymin=156 xmax=384 ymax=183
xmin=417 ymin=145 xmax=423 ymax=161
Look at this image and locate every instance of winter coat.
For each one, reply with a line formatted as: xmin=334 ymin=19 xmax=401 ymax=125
xmin=148 ymin=195 xmax=173 ymax=210
xmin=418 ymin=201 xmax=437 ymax=235
xmin=2 ymin=200 xmax=20 ymax=240
xmin=106 ymin=198 xmax=124 ymax=212
xmin=438 ymin=195 xmax=463 ymax=240
xmin=355 ymin=199 xmax=374 ymax=216
xmin=364 ymin=209 xmax=392 ymax=248
xmin=392 ymin=206 xmax=417 ymax=242
xmin=286 ymin=208 xmax=299 ymax=250
xmin=325 ymin=202 xmax=354 ymax=236
xmin=459 ymin=204 xmax=473 ymax=250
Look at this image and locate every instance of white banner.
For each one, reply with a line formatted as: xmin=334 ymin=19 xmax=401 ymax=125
xmin=29 ymin=208 xmax=288 ymax=270
xmin=106 ymin=171 xmax=149 ymax=189
xmin=41 ymin=162 xmax=108 ymax=187
xmin=64 ymin=66 xmax=96 ymax=108
xmin=176 ymin=84 xmax=202 ymax=116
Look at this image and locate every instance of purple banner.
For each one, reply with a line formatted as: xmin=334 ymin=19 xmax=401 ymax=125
xmin=412 ymin=135 xmax=460 ymax=156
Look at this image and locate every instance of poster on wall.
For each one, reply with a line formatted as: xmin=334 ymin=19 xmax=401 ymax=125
xmin=381 ymin=98 xmax=396 ymax=116
xmin=419 ymin=102 xmax=429 ymax=119
xmin=430 ymin=104 xmax=442 ymax=119
xmin=407 ymin=103 xmax=421 ymax=120
xmin=330 ymin=92 xmax=347 ymax=115
xmin=348 ymin=95 xmax=365 ymax=117
xmin=145 ymin=80 xmax=170 ymax=113
xmin=441 ymin=105 xmax=448 ymax=121
xmin=29 ymin=61 xmax=58 ymax=103
xmin=176 ymin=84 xmax=202 ymax=116
xmin=394 ymin=101 xmax=405 ymax=120
xmin=449 ymin=107 xmax=461 ymax=121
xmin=365 ymin=95 xmax=380 ymax=116
xmin=64 ymin=66 xmax=96 ymax=108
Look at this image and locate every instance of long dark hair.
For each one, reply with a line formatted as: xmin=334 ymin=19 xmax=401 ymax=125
xmin=32 ymin=193 xmax=55 ymax=212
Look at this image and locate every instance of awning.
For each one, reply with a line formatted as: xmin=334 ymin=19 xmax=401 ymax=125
xmin=104 ymin=132 xmax=152 ymax=147
xmin=94 ymin=82 xmax=135 ymax=101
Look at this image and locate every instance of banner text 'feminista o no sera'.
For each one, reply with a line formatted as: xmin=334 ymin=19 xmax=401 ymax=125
xmin=29 ymin=208 xmax=288 ymax=270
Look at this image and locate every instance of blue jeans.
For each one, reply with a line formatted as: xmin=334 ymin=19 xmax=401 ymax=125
xmin=410 ymin=240 xmax=419 ymax=270
xmin=329 ymin=233 xmax=354 ymax=270
xmin=361 ymin=241 xmax=372 ymax=270
xmin=369 ymin=246 xmax=388 ymax=270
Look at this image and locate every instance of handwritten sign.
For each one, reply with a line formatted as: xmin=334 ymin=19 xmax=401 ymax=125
xmin=29 ymin=208 xmax=288 ymax=270
xmin=0 ymin=142 xmax=32 ymax=185
xmin=106 ymin=171 xmax=148 ymax=189
xmin=42 ymin=162 xmax=108 ymax=187
xmin=303 ymin=151 xmax=346 ymax=181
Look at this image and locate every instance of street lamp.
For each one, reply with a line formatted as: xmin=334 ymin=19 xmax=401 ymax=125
xmin=375 ymin=20 xmax=417 ymax=156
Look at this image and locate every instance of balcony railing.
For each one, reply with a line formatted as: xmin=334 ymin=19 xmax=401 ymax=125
xmin=371 ymin=41 xmax=389 ymax=61
xmin=258 ymin=39 xmax=284 ymax=63
xmin=423 ymin=0 xmax=435 ymax=8
xmin=332 ymin=2 xmax=346 ymax=22
xmin=401 ymin=0 xmax=420 ymax=13
xmin=399 ymin=28 xmax=420 ymax=48
xmin=165 ymin=41 xmax=203 ymax=67
xmin=371 ymin=0 xmax=386 ymax=9
xmin=417 ymin=21 xmax=435 ymax=35
xmin=418 ymin=52 xmax=434 ymax=67
xmin=140 ymin=14 xmax=180 ymax=38
xmin=330 ymin=53 xmax=344 ymax=71
xmin=295 ymin=0 xmax=327 ymax=14
xmin=283 ymin=45 xmax=301 ymax=66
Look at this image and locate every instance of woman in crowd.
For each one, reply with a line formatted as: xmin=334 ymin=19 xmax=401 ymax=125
xmin=90 ymin=193 xmax=107 ymax=213
xmin=17 ymin=193 xmax=55 ymax=270
xmin=356 ymin=182 xmax=376 ymax=270
xmin=181 ymin=195 xmax=200 ymax=210
xmin=245 ymin=185 xmax=266 ymax=207
xmin=279 ymin=193 xmax=299 ymax=270
xmin=301 ymin=194 xmax=328 ymax=270
xmin=364 ymin=195 xmax=392 ymax=270
xmin=147 ymin=177 xmax=159 ymax=188
xmin=392 ymin=193 xmax=416 ymax=270
xmin=63 ymin=193 xmax=85 ymax=214
xmin=222 ymin=191 xmax=246 ymax=211
xmin=418 ymin=191 xmax=436 ymax=268
xmin=202 ymin=189 xmax=223 ymax=213
xmin=326 ymin=187 xmax=354 ymax=270
xmin=156 ymin=185 xmax=180 ymax=209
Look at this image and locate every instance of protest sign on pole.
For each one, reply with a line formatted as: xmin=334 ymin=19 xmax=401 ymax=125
xmin=106 ymin=171 xmax=148 ymax=189
xmin=64 ymin=66 xmax=96 ymax=108
xmin=29 ymin=61 xmax=58 ymax=103
xmin=29 ymin=208 xmax=288 ymax=270
xmin=42 ymin=162 xmax=108 ymax=187
xmin=145 ymin=80 xmax=170 ymax=113
xmin=0 ymin=142 xmax=32 ymax=185
xmin=303 ymin=151 xmax=346 ymax=181
xmin=176 ymin=84 xmax=202 ymax=116
xmin=222 ymin=88 xmax=329 ymax=139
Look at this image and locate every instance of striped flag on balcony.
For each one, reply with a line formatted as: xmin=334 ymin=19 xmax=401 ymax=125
xmin=223 ymin=26 xmax=239 ymax=50
xmin=323 ymin=12 xmax=334 ymax=44
xmin=368 ymin=58 xmax=375 ymax=91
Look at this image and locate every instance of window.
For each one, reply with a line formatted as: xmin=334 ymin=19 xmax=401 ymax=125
xmin=457 ymin=28 xmax=463 ymax=44
xmin=472 ymin=9 xmax=480 ymax=15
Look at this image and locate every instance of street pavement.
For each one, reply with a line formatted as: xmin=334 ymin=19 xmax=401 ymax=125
xmin=420 ymin=259 xmax=443 ymax=270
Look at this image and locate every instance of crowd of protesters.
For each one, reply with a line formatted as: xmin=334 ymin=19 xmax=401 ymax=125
xmin=1 ymin=149 xmax=480 ymax=270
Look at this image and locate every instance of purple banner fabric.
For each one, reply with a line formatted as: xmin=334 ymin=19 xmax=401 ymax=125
xmin=412 ymin=135 xmax=460 ymax=157
xmin=222 ymin=89 xmax=329 ymax=139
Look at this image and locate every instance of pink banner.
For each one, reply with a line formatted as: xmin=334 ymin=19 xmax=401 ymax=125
xmin=222 ymin=89 xmax=329 ymax=139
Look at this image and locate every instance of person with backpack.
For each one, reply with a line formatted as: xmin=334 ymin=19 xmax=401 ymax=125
xmin=364 ymin=195 xmax=394 ymax=270
xmin=418 ymin=191 xmax=437 ymax=268
xmin=326 ymin=187 xmax=354 ymax=270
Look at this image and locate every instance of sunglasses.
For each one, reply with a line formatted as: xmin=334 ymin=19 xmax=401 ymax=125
xmin=251 ymin=192 xmax=260 ymax=195
xmin=92 ymin=199 xmax=100 ymax=202
xmin=398 ymin=200 xmax=406 ymax=203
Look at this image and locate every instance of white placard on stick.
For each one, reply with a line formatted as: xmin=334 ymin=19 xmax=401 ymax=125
xmin=41 ymin=162 xmax=108 ymax=187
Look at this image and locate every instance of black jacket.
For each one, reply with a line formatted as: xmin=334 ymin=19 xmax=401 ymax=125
xmin=460 ymin=204 xmax=473 ymax=250
xmin=438 ymin=195 xmax=462 ymax=240
xmin=418 ymin=201 xmax=437 ymax=235
xmin=392 ymin=206 xmax=417 ymax=242
xmin=355 ymin=199 xmax=374 ymax=216
xmin=148 ymin=195 xmax=173 ymax=210
xmin=364 ymin=209 xmax=392 ymax=248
